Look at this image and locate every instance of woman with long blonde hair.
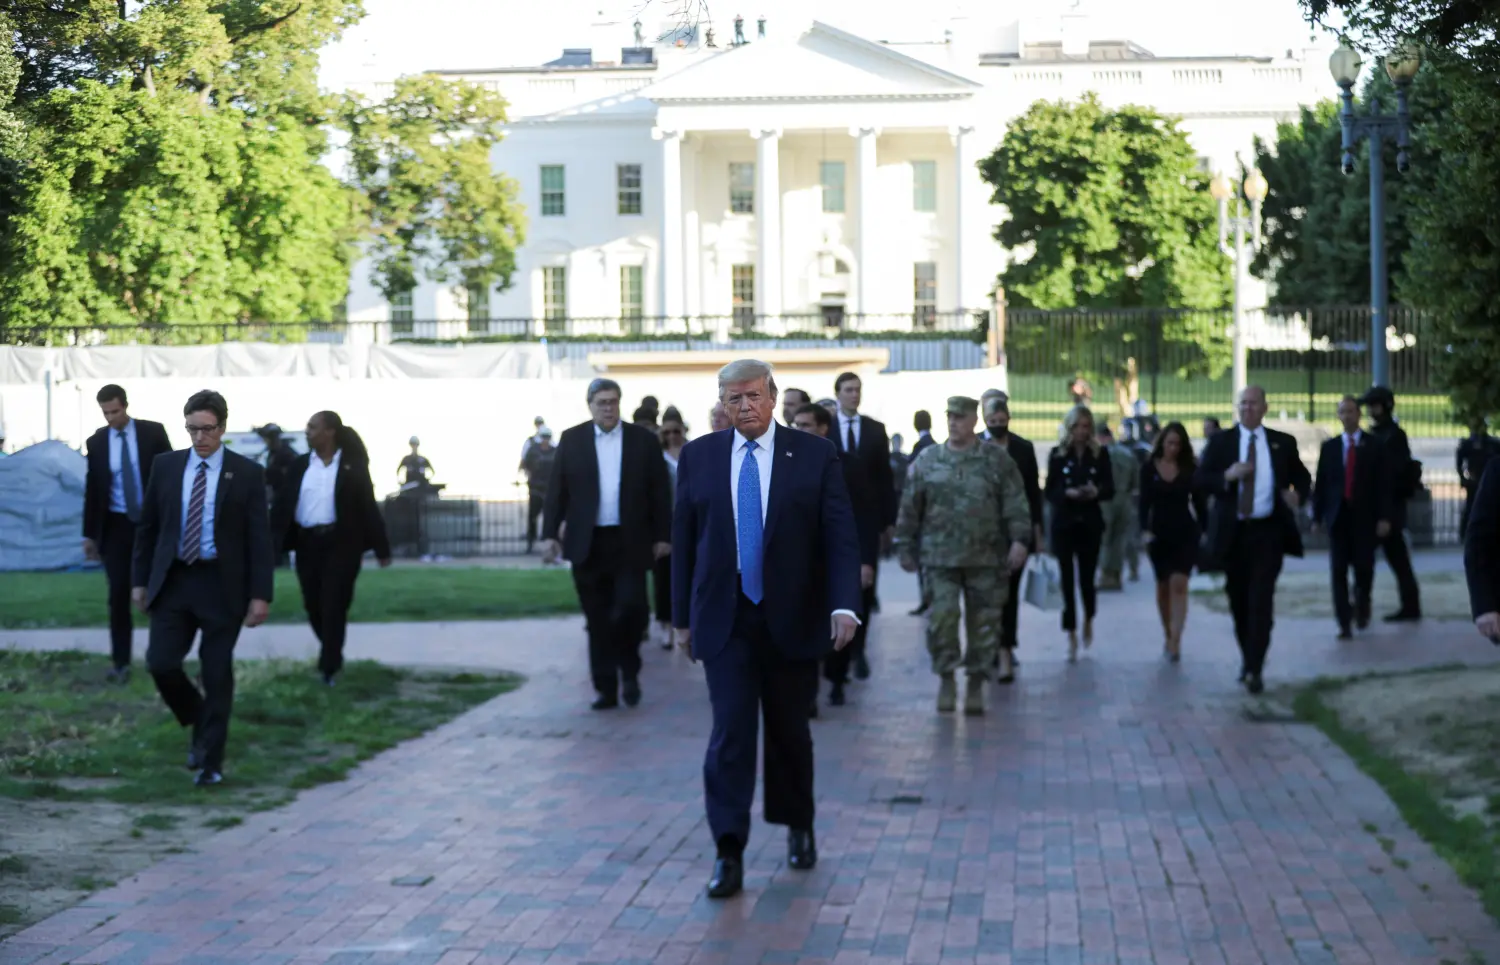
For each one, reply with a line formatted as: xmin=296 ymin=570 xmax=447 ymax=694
xmin=1044 ymin=405 xmax=1115 ymax=660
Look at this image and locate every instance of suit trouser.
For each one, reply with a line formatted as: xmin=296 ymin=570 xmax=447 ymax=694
xmin=1099 ymin=499 xmax=1135 ymax=576
xmin=1054 ymin=522 xmax=1102 ymax=632
xmin=526 ymin=489 xmax=545 ymax=549
xmin=146 ymin=560 xmax=242 ymax=773
xmin=571 ymin=526 xmax=649 ymax=696
xmin=703 ymin=590 xmax=819 ymax=853
xmin=1224 ymin=519 xmax=1284 ymax=676
xmin=1329 ymin=511 xmax=1374 ymax=631
xmin=1001 ymin=556 xmax=1026 ymax=651
xmin=294 ymin=529 xmax=363 ymax=676
xmin=101 ymin=512 xmax=137 ymax=669
xmin=1379 ymin=516 xmax=1421 ymax=614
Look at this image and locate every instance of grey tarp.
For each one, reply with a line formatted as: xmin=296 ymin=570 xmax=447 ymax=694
xmin=0 ymin=440 xmax=87 ymax=571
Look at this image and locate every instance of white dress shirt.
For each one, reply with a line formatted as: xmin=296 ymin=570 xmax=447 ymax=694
xmin=108 ymin=419 xmax=144 ymax=515
xmin=839 ymin=412 xmax=861 ymax=449
xmin=296 ymin=449 xmax=341 ymax=527
xmin=179 ymin=446 xmax=225 ymax=560
xmin=1342 ymin=429 xmax=1362 ymax=460
xmin=1237 ymin=425 xmax=1276 ymax=519
xmin=594 ymin=423 xmax=624 ymax=526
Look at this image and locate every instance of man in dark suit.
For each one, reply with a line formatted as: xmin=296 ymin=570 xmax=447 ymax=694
xmin=910 ymin=410 xmax=936 ymax=460
xmin=83 ymin=384 xmax=173 ymax=683
xmin=780 ymin=387 xmax=811 ymax=427
xmin=1463 ymin=460 xmax=1500 ymax=645
xmin=1195 ymin=385 xmax=1311 ymax=694
xmin=790 ymin=402 xmax=877 ymax=711
xmin=1360 ymin=386 xmax=1422 ymax=621
xmin=542 ymin=378 xmax=671 ymax=710
xmin=830 ymin=371 xmax=894 ymax=679
xmin=983 ymin=395 xmax=1043 ymax=681
xmin=1312 ymin=395 xmax=1393 ymax=639
xmin=131 ymin=390 xmax=273 ymax=786
xmin=673 ymin=359 xmax=861 ymax=900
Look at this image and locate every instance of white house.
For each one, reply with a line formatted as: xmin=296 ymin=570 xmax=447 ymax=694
xmin=343 ymin=9 xmax=1331 ymax=339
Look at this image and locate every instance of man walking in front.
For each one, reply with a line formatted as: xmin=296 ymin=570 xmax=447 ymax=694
xmin=543 ymin=378 xmax=671 ymax=710
xmin=1312 ymin=395 xmax=1391 ymax=638
xmin=673 ymin=359 xmax=861 ymax=899
xmin=83 ymin=384 xmax=172 ymax=683
xmin=1196 ymin=385 xmax=1310 ymax=694
xmin=898 ymin=397 xmax=1031 ymax=714
xmin=831 ymin=371 xmax=894 ymax=679
xmin=132 ymin=390 xmax=273 ymax=786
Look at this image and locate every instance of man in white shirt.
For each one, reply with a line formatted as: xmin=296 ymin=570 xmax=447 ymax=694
xmin=1195 ymin=385 xmax=1311 ymax=694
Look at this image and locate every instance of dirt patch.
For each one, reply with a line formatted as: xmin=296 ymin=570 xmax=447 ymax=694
xmin=1323 ymin=666 xmax=1500 ymax=821
xmin=0 ymin=796 xmax=244 ymax=938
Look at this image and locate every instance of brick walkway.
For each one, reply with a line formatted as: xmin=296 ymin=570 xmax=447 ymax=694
xmin=4 ymin=563 xmax=1500 ymax=965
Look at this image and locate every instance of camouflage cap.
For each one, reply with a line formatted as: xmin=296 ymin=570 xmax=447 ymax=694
xmin=946 ymin=396 xmax=979 ymax=416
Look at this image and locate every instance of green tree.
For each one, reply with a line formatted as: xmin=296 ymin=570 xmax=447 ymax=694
xmin=340 ymin=74 xmax=526 ymax=300
xmin=980 ymin=94 xmax=1232 ymax=376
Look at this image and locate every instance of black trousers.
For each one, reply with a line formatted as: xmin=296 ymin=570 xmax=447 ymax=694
xmin=146 ymin=561 xmax=242 ymax=773
xmin=101 ymin=512 xmax=137 ymax=669
xmin=704 ymin=591 xmax=819 ymax=854
xmin=652 ymin=552 xmax=672 ymax=624
xmin=1054 ymin=522 xmax=1102 ymax=632
xmin=1379 ymin=518 xmax=1421 ymax=614
xmin=571 ymin=526 xmax=649 ymax=696
xmin=526 ymin=489 xmax=545 ymax=549
xmin=1329 ymin=511 xmax=1374 ymax=631
xmin=294 ymin=529 xmax=363 ymax=676
xmin=1224 ymin=519 xmax=1285 ymax=676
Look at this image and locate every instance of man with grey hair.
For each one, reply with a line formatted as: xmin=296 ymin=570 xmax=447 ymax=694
xmin=673 ymin=358 xmax=861 ymax=899
xmin=709 ymin=402 xmax=731 ymax=432
xmin=543 ymin=377 xmax=672 ymax=710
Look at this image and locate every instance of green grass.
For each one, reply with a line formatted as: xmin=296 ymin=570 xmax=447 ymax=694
xmin=0 ymin=649 xmax=520 ymax=807
xmin=0 ymin=566 xmax=579 ymax=630
xmin=1193 ymin=569 xmax=1471 ymax=622
xmin=1294 ymin=676 xmax=1500 ymax=923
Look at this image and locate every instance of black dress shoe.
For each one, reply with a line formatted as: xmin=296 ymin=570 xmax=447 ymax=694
xmin=909 ymin=603 xmax=928 ymax=616
xmin=829 ymin=682 xmax=846 ymax=706
xmin=1336 ymin=626 xmax=1353 ymax=640
xmin=194 ymin=770 xmax=223 ymax=787
xmin=106 ymin=665 xmax=131 ymax=685
xmin=1384 ymin=610 xmax=1422 ymax=623
xmin=321 ymin=673 xmax=337 ymax=687
xmin=186 ymin=735 xmax=204 ymax=771
xmin=787 ymin=828 xmax=817 ymax=871
xmin=853 ymin=655 xmax=870 ymax=680
xmin=622 ymin=679 xmax=641 ymax=707
xmin=1237 ymin=665 xmax=1249 ymax=683
xmin=1246 ymin=674 xmax=1265 ymax=695
xmin=590 ymin=696 xmax=619 ymax=710
xmin=706 ymin=857 xmax=743 ymax=899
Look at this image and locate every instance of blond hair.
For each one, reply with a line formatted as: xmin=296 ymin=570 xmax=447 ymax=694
xmin=1062 ymin=404 xmax=1101 ymax=456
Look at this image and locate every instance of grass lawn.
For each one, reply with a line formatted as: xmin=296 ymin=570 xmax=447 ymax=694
xmin=0 ymin=565 xmax=580 ymax=630
xmin=1291 ymin=666 xmax=1500 ymax=924
xmin=1192 ymin=569 xmax=1472 ymax=622
xmin=0 ymin=648 xmax=520 ymax=936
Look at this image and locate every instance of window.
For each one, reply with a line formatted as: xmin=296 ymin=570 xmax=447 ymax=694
xmin=731 ymin=264 xmax=755 ymax=328
xmin=540 ymin=164 xmax=566 ymax=216
xmin=389 ymin=288 xmax=413 ymax=334
xmin=729 ymin=162 xmax=755 ymax=214
xmin=466 ymin=282 xmax=489 ymax=334
xmin=617 ymin=163 xmax=642 ymax=215
xmin=912 ymin=160 xmax=937 ymax=213
xmin=913 ymin=262 xmax=937 ymax=327
xmin=620 ymin=265 xmax=644 ymax=323
xmin=820 ymin=160 xmax=845 ymax=213
xmin=542 ymin=266 xmax=567 ymax=324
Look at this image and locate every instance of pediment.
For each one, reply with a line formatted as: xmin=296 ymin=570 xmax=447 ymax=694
xmin=641 ymin=21 xmax=981 ymax=103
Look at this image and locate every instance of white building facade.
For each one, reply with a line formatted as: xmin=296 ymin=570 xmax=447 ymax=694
xmin=344 ymin=14 xmax=1330 ymax=338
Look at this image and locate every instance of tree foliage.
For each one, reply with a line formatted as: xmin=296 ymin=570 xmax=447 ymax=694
xmin=980 ymin=94 xmax=1232 ymax=377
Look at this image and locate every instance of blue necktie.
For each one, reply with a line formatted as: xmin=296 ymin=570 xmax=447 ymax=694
xmin=738 ymin=440 xmax=764 ymax=603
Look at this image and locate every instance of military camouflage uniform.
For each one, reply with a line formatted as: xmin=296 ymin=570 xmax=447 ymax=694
xmin=1100 ymin=442 xmax=1141 ymax=585
xmin=896 ymin=423 xmax=1032 ymax=679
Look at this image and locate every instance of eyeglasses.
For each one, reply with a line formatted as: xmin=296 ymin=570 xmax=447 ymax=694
xmin=184 ymin=423 xmax=221 ymax=437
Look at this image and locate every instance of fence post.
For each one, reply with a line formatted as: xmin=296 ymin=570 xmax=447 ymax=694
xmin=1148 ymin=310 xmax=1160 ymax=412
xmin=1306 ymin=348 xmax=1317 ymax=424
xmin=987 ymin=288 xmax=1006 ymax=368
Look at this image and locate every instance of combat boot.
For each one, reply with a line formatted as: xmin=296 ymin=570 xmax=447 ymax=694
xmin=936 ymin=673 xmax=957 ymax=713
xmin=963 ymin=674 xmax=986 ymax=716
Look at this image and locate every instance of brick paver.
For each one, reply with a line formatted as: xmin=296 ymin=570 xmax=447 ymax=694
xmin=4 ymin=561 xmax=1500 ymax=965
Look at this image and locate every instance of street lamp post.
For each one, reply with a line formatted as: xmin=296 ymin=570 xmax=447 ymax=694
xmin=1329 ymin=41 xmax=1421 ymax=390
xmin=1211 ymin=166 xmax=1267 ymax=407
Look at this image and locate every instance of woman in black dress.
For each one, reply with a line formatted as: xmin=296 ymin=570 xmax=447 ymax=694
xmin=1045 ymin=405 xmax=1114 ymax=660
xmin=1138 ymin=421 xmax=1208 ymax=662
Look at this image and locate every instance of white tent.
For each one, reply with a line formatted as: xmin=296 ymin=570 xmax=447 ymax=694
xmin=0 ymin=440 xmax=88 ymax=571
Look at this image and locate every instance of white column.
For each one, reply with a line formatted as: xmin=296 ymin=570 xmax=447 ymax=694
xmin=754 ymin=128 xmax=782 ymax=327
xmin=653 ymin=127 xmax=683 ymax=330
xmin=951 ymin=125 xmax=974 ymax=316
xmin=851 ymin=126 xmax=879 ymax=322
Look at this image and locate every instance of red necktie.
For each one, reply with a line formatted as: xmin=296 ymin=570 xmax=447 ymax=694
xmin=1343 ymin=436 xmax=1356 ymax=500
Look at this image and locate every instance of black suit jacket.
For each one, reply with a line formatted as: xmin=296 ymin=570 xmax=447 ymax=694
xmin=132 ymin=448 xmax=275 ymax=618
xmin=1000 ymin=432 xmax=1044 ymax=536
xmin=1312 ymin=432 xmax=1391 ymax=539
xmin=1195 ymin=425 xmax=1312 ymax=564
xmin=83 ymin=420 xmax=173 ymax=544
xmin=271 ymin=452 xmax=392 ymax=559
xmin=834 ymin=413 xmax=896 ymax=527
xmin=839 ymin=451 xmax=880 ymax=568
xmin=910 ymin=433 xmax=936 ymax=462
xmin=1464 ymin=459 xmax=1500 ymax=619
xmin=1368 ymin=419 xmax=1414 ymax=526
xmin=542 ymin=420 xmax=671 ymax=571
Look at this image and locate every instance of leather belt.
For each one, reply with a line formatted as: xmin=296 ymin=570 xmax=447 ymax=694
xmin=299 ymin=523 xmax=337 ymax=537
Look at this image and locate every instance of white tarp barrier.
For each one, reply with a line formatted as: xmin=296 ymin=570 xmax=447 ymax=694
xmin=0 ymin=342 xmax=548 ymax=384
xmin=0 ymin=440 xmax=88 ymax=571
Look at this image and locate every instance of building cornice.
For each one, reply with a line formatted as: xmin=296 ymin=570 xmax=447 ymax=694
xmin=649 ymin=92 xmax=976 ymax=104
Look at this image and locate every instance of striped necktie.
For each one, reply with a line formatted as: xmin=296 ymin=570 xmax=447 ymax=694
xmin=182 ymin=461 xmax=208 ymax=563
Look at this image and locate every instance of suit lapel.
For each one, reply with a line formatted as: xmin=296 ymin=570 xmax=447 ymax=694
xmin=711 ymin=429 xmax=735 ymax=547
xmin=214 ymin=452 xmax=233 ymax=541
xmin=166 ymin=450 xmax=189 ymax=546
xmin=763 ymin=425 xmax=793 ymax=546
xmin=579 ymin=424 xmax=601 ymax=508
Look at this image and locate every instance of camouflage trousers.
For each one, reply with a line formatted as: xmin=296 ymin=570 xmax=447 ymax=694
xmin=1100 ymin=498 xmax=1139 ymax=576
xmin=924 ymin=566 xmax=1005 ymax=677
